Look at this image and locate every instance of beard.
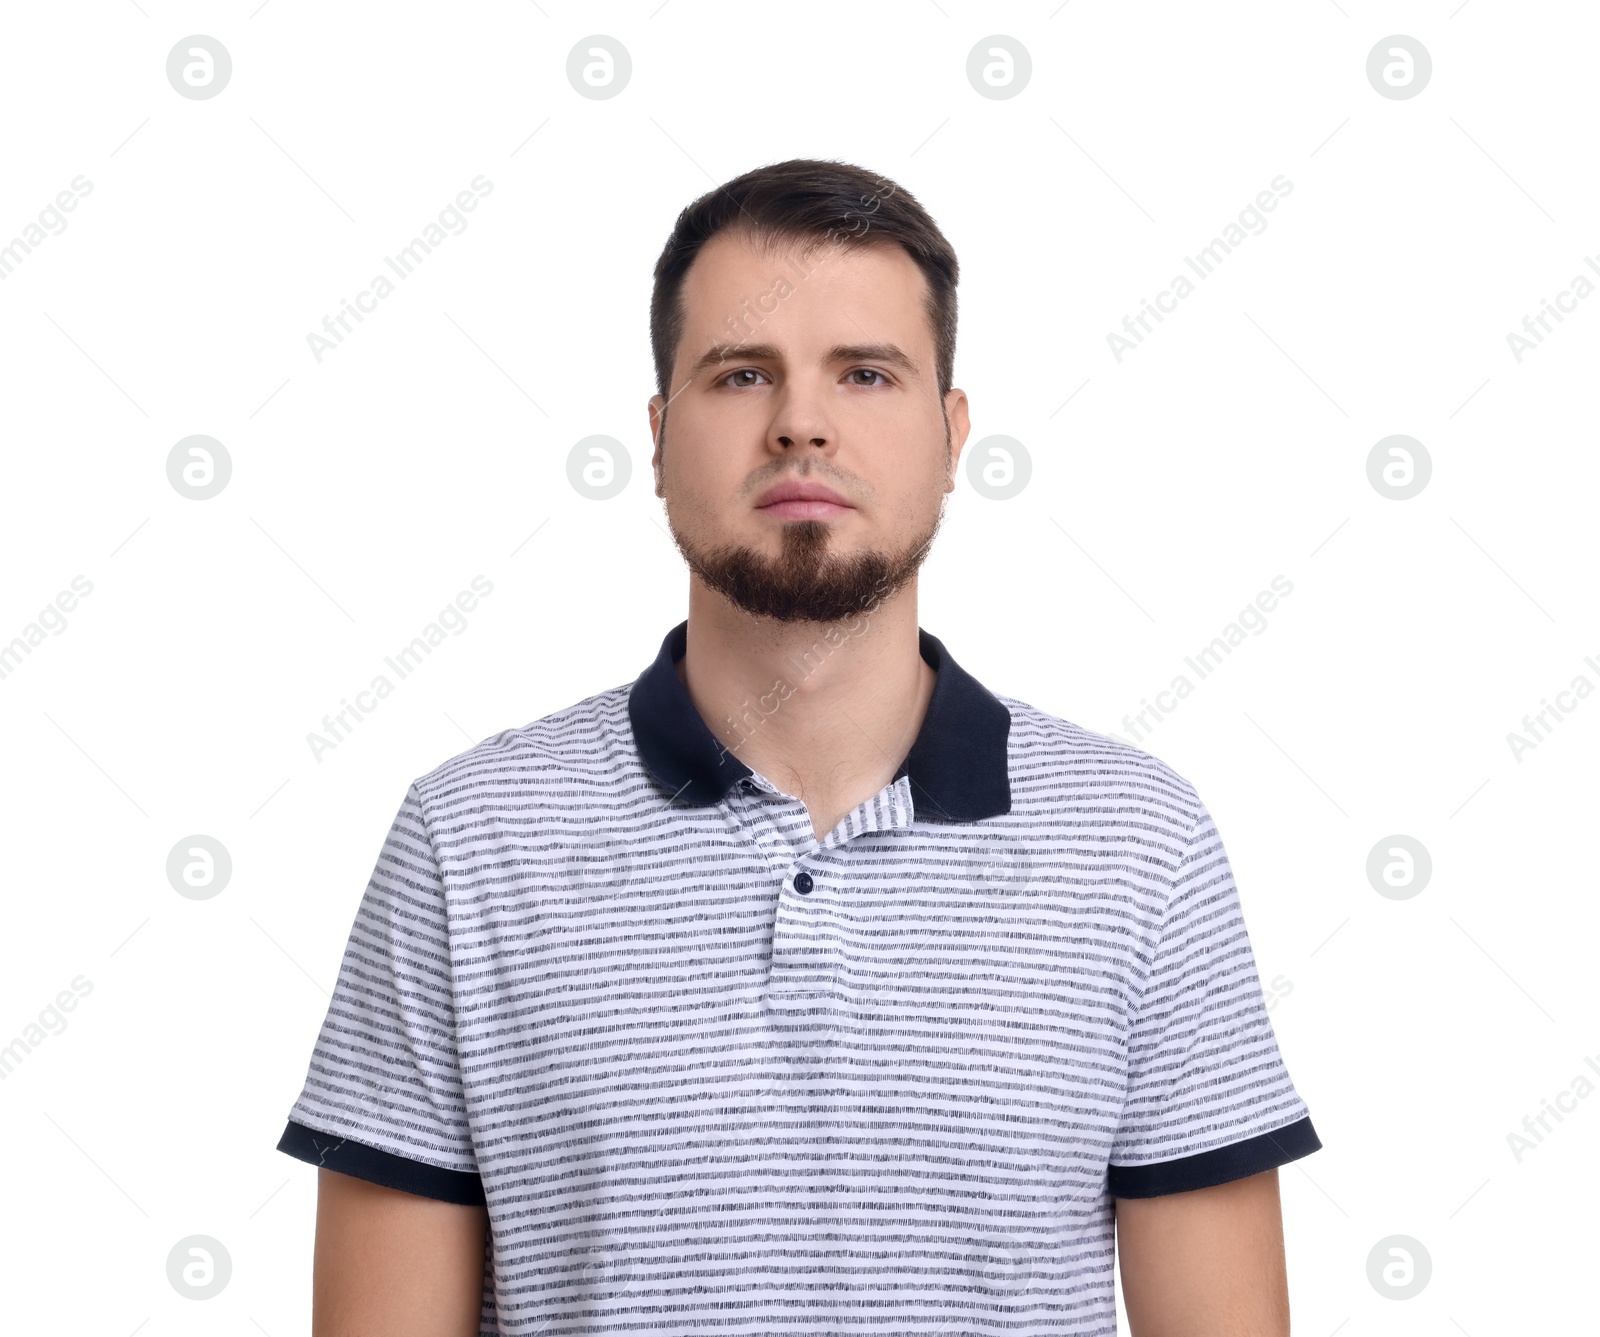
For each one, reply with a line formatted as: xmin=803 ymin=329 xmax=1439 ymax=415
xmin=667 ymin=502 xmax=945 ymax=624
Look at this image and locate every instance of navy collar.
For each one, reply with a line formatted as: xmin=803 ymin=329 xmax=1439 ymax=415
xmin=627 ymin=620 xmax=1011 ymax=822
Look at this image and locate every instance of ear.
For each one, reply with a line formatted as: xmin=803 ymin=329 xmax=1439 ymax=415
xmin=943 ymin=388 xmax=971 ymax=490
xmin=647 ymin=394 xmax=667 ymax=495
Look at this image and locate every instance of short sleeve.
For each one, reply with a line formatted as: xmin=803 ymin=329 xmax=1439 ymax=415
xmin=1108 ymin=795 xmax=1320 ymax=1197
xmin=276 ymin=782 xmax=484 ymax=1205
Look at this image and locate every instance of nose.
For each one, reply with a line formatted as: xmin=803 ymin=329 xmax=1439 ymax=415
xmin=768 ymin=378 xmax=835 ymax=456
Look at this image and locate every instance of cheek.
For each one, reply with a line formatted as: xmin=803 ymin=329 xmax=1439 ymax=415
xmin=857 ymin=420 xmax=944 ymax=483
xmin=679 ymin=411 xmax=765 ymax=474
xmin=659 ymin=440 xmax=742 ymax=526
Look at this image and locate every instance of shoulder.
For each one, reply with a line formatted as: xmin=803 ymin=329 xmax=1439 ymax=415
xmin=996 ymin=693 xmax=1205 ymax=846
xmin=410 ymin=681 xmax=640 ymax=810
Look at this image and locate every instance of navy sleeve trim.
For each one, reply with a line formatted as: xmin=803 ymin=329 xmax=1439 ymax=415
xmin=1108 ymin=1116 xmax=1322 ymax=1199
xmin=276 ymin=1120 xmax=486 ymax=1206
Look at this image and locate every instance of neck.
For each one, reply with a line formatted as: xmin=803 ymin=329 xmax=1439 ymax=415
xmin=678 ymin=576 xmax=936 ymax=839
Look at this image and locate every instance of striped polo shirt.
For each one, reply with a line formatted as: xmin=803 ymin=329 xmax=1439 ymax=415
xmin=278 ymin=620 xmax=1320 ymax=1336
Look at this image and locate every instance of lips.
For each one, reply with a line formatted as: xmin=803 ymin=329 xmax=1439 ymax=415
xmin=753 ymin=479 xmax=853 ymax=520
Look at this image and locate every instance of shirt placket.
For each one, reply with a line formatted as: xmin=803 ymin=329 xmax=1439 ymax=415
xmin=728 ymin=774 xmax=917 ymax=1002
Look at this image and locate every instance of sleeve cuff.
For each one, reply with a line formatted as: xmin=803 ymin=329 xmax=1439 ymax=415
xmin=276 ymin=1119 xmax=486 ymax=1206
xmin=1108 ymin=1115 xmax=1322 ymax=1199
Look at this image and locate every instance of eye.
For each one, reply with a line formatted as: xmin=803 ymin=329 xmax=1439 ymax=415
xmin=847 ymin=367 xmax=890 ymax=386
xmin=721 ymin=368 xmax=769 ymax=388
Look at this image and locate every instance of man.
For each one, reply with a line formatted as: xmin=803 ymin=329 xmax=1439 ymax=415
xmin=278 ymin=158 xmax=1320 ymax=1336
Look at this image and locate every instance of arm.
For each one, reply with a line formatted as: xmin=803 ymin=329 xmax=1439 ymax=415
xmin=312 ymin=1167 xmax=489 ymax=1337
xmin=1115 ymin=1167 xmax=1289 ymax=1337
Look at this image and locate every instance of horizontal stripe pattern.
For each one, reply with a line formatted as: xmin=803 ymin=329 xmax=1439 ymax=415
xmin=283 ymin=676 xmax=1314 ymax=1335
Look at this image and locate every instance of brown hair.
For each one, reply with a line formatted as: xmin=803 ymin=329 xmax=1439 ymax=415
xmin=649 ymin=158 xmax=960 ymax=402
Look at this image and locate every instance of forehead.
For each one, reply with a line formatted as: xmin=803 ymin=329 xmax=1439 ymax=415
xmin=677 ymin=230 xmax=932 ymax=352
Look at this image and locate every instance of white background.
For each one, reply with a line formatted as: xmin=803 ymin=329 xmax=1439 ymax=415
xmin=1 ymin=2 xmax=1595 ymax=1333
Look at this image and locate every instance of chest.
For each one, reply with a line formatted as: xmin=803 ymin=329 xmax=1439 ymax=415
xmin=448 ymin=805 xmax=1168 ymax=1156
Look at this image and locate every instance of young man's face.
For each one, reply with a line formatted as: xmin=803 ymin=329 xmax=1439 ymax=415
xmin=649 ymin=230 xmax=970 ymax=624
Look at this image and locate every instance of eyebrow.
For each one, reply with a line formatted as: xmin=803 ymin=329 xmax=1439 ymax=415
xmin=687 ymin=341 xmax=922 ymax=380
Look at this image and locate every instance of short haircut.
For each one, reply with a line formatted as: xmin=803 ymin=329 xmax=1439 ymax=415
xmin=649 ymin=158 xmax=960 ymax=402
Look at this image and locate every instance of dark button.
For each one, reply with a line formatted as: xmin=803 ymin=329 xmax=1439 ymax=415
xmin=793 ymin=872 xmax=813 ymax=895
